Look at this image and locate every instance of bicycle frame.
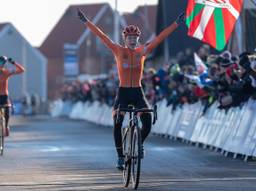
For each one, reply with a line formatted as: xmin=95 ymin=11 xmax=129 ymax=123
xmin=122 ymin=110 xmax=139 ymax=144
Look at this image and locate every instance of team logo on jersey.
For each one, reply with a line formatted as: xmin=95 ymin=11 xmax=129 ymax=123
xmin=122 ymin=63 xmax=129 ymax=68
xmin=195 ymin=0 xmax=231 ymax=9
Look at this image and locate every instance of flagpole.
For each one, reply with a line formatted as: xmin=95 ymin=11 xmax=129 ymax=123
xmin=114 ymin=0 xmax=119 ymax=43
xmin=144 ymin=2 xmax=149 ymax=32
xmin=162 ymin=0 xmax=170 ymax=64
xmin=22 ymin=39 xmax=27 ymax=96
xmin=242 ymin=7 xmax=246 ymax=52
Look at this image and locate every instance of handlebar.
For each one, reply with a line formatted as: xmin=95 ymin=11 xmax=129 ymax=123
xmin=118 ymin=108 xmax=153 ymax=113
xmin=117 ymin=104 xmax=158 ymax=125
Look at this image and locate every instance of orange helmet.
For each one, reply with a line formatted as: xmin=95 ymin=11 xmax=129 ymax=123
xmin=122 ymin=25 xmax=141 ymax=38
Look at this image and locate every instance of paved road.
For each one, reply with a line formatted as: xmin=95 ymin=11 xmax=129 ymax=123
xmin=0 ymin=116 xmax=255 ymax=191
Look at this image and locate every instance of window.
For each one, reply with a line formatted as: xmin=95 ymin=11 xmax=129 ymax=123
xmin=86 ymin=39 xmax=91 ymax=47
xmin=105 ymin=17 xmax=112 ymax=25
xmin=63 ymin=45 xmax=79 ymax=76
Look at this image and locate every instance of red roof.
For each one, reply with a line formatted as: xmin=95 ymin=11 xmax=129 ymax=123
xmin=40 ymin=3 xmax=109 ymax=58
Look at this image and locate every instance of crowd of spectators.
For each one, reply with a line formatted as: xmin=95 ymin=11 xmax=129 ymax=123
xmin=60 ymin=45 xmax=256 ymax=114
xmin=60 ymin=74 xmax=118 ymax=107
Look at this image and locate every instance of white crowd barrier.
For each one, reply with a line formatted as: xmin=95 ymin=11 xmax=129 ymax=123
xmin=50 ymin=98 xmax=256 ymax=159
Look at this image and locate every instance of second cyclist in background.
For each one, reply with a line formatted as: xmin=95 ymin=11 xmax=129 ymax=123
xmin=0 ymin=56 xmax=25 ymax=136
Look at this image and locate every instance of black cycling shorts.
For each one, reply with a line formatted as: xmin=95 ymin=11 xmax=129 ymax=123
xmin=0 ymin=95 xmax=11 ymax=106
xmin=113 ymin=87 xmax=150 ymax=110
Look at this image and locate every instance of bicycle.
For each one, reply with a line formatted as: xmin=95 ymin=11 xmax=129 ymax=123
xmin=0 ymin=105 xmax=7 ymax=156
xmin=116 ymin=104 xmax=157 ymax=190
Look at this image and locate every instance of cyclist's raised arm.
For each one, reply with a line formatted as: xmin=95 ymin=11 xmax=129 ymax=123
xmin=144 ymin=12 xmax=185 ymax=55
xmin=7 ymin=58 xmax=25 ymax=75
xmin=77 ymin=9 xmax=116 ymax=51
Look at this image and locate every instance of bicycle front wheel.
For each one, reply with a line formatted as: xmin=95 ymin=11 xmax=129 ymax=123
xmin=0 ymin=117 xmax=5 ymax=156
xmin=122 ymin=127 xmax=131 ymax=187
xmin=131 ymin=126 xmax=142 ymax=190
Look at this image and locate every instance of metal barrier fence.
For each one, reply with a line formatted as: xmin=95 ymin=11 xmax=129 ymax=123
xmin=50 ymin=99 xmax=256 ymax=160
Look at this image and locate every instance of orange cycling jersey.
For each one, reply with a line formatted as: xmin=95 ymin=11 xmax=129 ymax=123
xmin=85 ymin=21 xmax=178 ymax=87
xmin=0 ymin=64 xmax=25 ymax=95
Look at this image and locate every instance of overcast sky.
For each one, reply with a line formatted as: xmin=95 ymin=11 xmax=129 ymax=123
xmin=0 ymin=0 xmax=158 ymax=46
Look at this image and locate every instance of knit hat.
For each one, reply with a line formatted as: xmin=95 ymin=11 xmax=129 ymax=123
xmin=219 ymin=51 xmax=232 ymax=67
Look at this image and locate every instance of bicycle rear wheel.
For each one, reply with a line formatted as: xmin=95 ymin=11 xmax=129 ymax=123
xmin=131 ymin=126 xmax=142 ymax=190
xmin=122 ymin=127 xmax=131 ymax=187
